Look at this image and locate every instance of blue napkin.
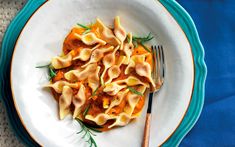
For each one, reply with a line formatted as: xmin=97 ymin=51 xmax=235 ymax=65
xmin=177 ymin=0 xmax=235 ymax=146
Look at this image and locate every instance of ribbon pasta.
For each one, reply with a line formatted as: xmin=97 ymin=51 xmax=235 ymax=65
xmin=45 ymin=16 xmax=155 ymax=131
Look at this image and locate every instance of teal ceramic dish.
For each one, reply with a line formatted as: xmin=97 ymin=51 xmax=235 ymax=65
xmin=0 ymin=0 xmax=206 ymax=146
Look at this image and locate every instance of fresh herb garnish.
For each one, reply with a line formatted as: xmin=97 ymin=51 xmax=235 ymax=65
xmin=133 ymin=41 xmax=138 ymax=48
xmin=126 ymin=36 xmax=130 ymax=43
xmin=132 ymin=32 xmax=153 ymax=52
xmin=140 ymin=42 xmax=151 ymax=52
xmin=127 ymin=86 xmax=143 ymax=96
xmin=76 ymin=119 xmax=102 ymax=147
xmin=36 ymin=63 xmax=56 ymax=80
xmin=83 ymin=104 xmax=91 ymax=117
xmin=77 ymin=23 xmax=90 ymax=30
xmin=82 ymin=29 xmax=91 ymax=35
xmin=35 ymin=64 xmax=50 ymax=68
xmin=92 ymin=87 xmax=99 ymax=97
xmin=77 ymin=23 xmax=91 ymax=34
xmin=82 ymin=120 xmax=103 ymax=130
xmin=133 ymin=32 xmax=154 ymax=42
xmin=48 ymin=68 xmax=56 ymax=80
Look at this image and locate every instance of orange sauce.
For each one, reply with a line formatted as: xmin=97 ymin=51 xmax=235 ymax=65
xmin=107 ymin=98 xmax=126 ymax=115
xmin=132 ymin=45 xmax=149 ymax=55
xmin=132 ymin=45 xmax=153 ymax=70
xmin=51 ymin=24 xmax=153 ymax=131
xmin=133 ymin=96 xmax=145 ymax=114
xmin=113 ymin=65 xmax=129 ymax=81
xmin=63 ymin=28 xmax=94 ymax=54
xmin=90 ymin=23 xmax=101 ymax=38
xmin=53 ymin=71 xmax=64 ymax=82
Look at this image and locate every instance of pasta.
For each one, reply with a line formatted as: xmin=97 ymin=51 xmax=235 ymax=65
xmin=114 ymin=16 xmax=126 ymax=49
xmin=59 ymin=86 xmax=73 ymax=119
xmin=45 ymin=16 xmax=155 ymax=131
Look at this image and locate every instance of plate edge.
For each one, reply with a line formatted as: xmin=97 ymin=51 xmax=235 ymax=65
xmin=159 ymin=0 xmax=207 ymax=146
xmin=0 ymin=0 xmax=47 ymax=146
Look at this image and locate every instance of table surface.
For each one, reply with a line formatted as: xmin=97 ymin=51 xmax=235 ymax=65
xmin=0 ymin=0 xmax=26 ymax=146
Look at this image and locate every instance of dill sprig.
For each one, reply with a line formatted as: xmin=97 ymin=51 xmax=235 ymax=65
xmin=76 ymin=119 xmax=102 ymax=147
xmin=127 ymin=86 xmax=143 ymax=96
xmin=48 ymin=68 xmax=56 ymax=80
xmin=132 ymin=32 xmax=154 ymax=42
xmin=35 ymin=64 xmax=50 ymax=68
xmin=77 ymin=23 xmax=91 ymax=34
xmin=126 ymin=36 xmax=130 ymax=43
xmin=77 ymin=23 xmax=90 ymax=30
xmin=83 ymin=104 xmax=91 ymax=117
xmin=140 ymin=42 xmax=151 ymax=53
xmin=83 ymin=29 xmax=91 ymax=34
xmin=92 ymin=87 xmax=99 ymax=97
xmin=36 ymin=63 xmax=56 ymax=80
xmin=132 ymin=32 xmax=153 ymax=52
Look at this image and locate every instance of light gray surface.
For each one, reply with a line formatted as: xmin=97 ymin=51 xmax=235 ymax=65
xmin=0 ymin=0 xmax=26 ymax=146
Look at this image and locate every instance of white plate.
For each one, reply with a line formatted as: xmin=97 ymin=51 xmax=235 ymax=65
xmin=11 ymin=0 xmax=193 ymax=146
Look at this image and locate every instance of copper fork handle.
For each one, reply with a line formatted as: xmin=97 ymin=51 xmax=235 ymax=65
xmin=142 ymin=113 xmax=151 ymax=147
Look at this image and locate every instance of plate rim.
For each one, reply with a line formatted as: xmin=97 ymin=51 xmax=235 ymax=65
xmin=159 ymin=0 xmax=207 ymax=146
xmin=0 ymin=0 xmax=207 ymax=146
xmin=0 ymin=0 xmax=47 ymax=146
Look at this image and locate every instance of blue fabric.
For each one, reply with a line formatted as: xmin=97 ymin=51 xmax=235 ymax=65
xmin=177 ymin=0 xmax=235 ymax=146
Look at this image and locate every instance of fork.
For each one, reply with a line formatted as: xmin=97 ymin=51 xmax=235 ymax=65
xmin=142 ymin=45 xmax=165 ymax=147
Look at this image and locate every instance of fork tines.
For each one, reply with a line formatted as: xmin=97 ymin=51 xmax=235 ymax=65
xmin=152 ymin=45 xmax=165 ymax=86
